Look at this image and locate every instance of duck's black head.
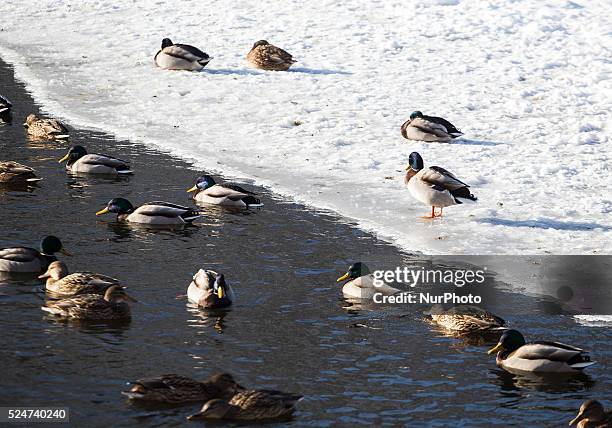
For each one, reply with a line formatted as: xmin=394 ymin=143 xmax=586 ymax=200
xmin=40 ymin=235 xmax=66 ymax=255
xmin=187 ymin=174 xmax=216 ymax=193
xmin=488 ymin=329 xmax=525 ymax=355
xmin=59 ymin=145 xmax=87 ymax=164
xmin=96 ymin=197 xmax=135 ymax=216
xmin=252 ymin=40 xmax=269 ymax=49
xmin=337 ymin=262 xmax=370 ymax=282
xmin=161 ymin=38 xmax=173 ymax=49
xmin=407 ymin=152 xmax=424 ymax=172
xmin=410 ymin=111 xmax=423 ymax=120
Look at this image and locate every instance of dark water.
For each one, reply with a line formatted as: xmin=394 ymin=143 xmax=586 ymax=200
xmin=0 ymin=59 xmax=610 ymax=427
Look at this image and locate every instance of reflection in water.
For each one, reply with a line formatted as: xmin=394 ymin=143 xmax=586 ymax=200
xmin=494 ymin=369 xmax=595 ymax=393
xmin=102 ymin=220 xmax=203 ymax=241
xmin=186 ymin=301 xmax=229 ymax=334
xmin=0 ymin=181 xmax=40 ymax=194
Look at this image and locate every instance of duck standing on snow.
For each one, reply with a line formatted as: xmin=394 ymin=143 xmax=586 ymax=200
xmin=0 ymin=236 xmax=70 ymax=273
xmin=246 ymin=40 xmax=296 ymax=71
xmin=487 ymin=329 xmax=596 ymax=374
xmin=0 ymin=161 xmax=42 ymax=184
xmin=39 ymin=261 xmax=122 ymax=298
xmin=187 ymin=175 xmax=262 ymax=208
xmin=59 ymin=145 xmax=133 ymax=175
xmin=96 ymin=198 xmax=202 ymax=225
xmin=23 ymin=114 xmax=69 ymax=140
xmin=0 ymin=94 xmax=12 ymax=123
xmin=405 ymin=152 xmax=477 ymax=218
xmin=41 ymin=285 xmax=136 ymax=321
xmin=401 ymin=111 xmax=462 ymax=142
xmin=570 ymin=400 xmax=612 ymax=428
xmin=154 ymin=38 xmax=212 ymax=71
xmin=336 ymin=262 xmax=400 ymax=299
xmin=188 ymin=269 xmax=234 ymax=309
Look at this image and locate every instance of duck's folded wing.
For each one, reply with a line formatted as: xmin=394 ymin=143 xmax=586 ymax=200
xmin=132 ymin=374 xmax=198 ymax=390
xmin=206 ymin=184 xmax=252 ymax=201
xmin=137 ymin=201 xmax=192 ymax=217
xmin=44 ymin=119 xmax=67 ymax=134
xmin=0 ymin=162 xmax=34 ymax=174
xmin=424 ymin=115 xmax=462 ymax=135
xmin=410 ymin=117 xmax=452 ymax=138
xmin=80 ymin=154 xmax=129 ymax=168
xmin=265 ymin=46 xmax=295 ymax=64
xmin=512 ymin=342 xmax=584 ymax=361
xmin=420 ymin=167 xmax=469 ymax=191
xmin=164 ymin=45 xmax=208 ymax=61
xmin=0 ymin=247 xmax=39 ymax=262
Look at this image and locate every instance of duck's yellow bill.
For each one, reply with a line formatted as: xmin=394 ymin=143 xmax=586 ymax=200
xmin=336 ymin=273 xmax=350 ymax=282
xmin=59 ymin=248 xmax=72 ymax=256
xmin=58 ymin=154 xmax=70 ymax=163
xmin=217 ymin=287 xmax=225 ymax=299
xmin=487 ymin=343 xmax=503 ymax=355
xmin=186 ymin=185 xmax=198 ymax=193
xmin=96 ymin=207 xmax=109 ymax=216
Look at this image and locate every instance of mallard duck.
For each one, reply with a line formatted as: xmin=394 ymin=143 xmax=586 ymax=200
xmin=427 ymin=304 xmax=507 ymax=334
xmin=401 ymin=111 xmax=462 ymax=142
xmin=59 ymin=145 xmax=133 ymax=175
xmin=336 ymin=262 xmax=400 ymax=299
xmin=95 ymin=198 xmax=202 ymax=224
xmin=188 ymin=389 xmax=303 ymax=421
xmin=246 ymin=40 xmax=296 ymax=71
xmin=0 ymin=236 xmax=69 ymax=273
xmin=122 ymin=373 xmax=242 ymax=403
xmin=0 ymin=94 xmax=12 ymax=123
xmin=487 ymin=329 xmax=596 ymax=374
xmin=570 ymin=400 xmax=612 ymax=427
xmin=187 ymin=175 xmax=262 ymax=208
xmin=39 ymin=261 xmax=122 ymax=298
xmin=41 ymin=285 xmax=135 ymax=320
xmin=23 ymin=114 xmax=69 ymax=140
xmin=154 ymin=38 xmax=212 ymax=71
xmin=0 ymin=161 xmax=42 ymax=183
xmin=188 ymin=269 xmax=234 ymax=309
xmin=405 ymin=152 xmax=477 ymax=218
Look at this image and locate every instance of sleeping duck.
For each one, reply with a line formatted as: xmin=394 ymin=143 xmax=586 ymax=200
xmin=427 ymin=304 xmax=507 ymax=334
xmin=405 ymin=152 xmax=477 ymax=218
xmin=41 ymin=284 xmax=135 ymax=320
xmin=188 ymin=389 xmax=303 ymax=422
xmin=24 ymin=114 xmax=69 ymax=140
xmin=59 ymin=145 xmax=133 ymax=175
xmin=570 ymin=400 xmax=612 ymax=428
xmin=0 ymin=236 xmax=70 ymax=273
xmin=487 ymin=329 xmax=596 ymax=374
xmin=39 ymin=261 xmax=122 ymax=298
xmin=246 ymin=40 xmax=297 ymax=71
xmin=336 ymin=262 xmax=400 ymax=299
xmin=154 ymin=38 xmax=212 ymax=71
xmin=0 ymin=161 xmax=42 ymax=183
xmin=188 ymin=269 xmax=234 ymax=309
xmin=95 ymin=198 xmax=202 ymax=224
xmin=122 ymin=373 xmax=243 ymax=403
xmin=187 ymin=175 xmax=262 ymax=208
xmin=0 ymin=94 xmax=12 ymax=123
xmin=401 ymin=111 xmax=462 ymax=142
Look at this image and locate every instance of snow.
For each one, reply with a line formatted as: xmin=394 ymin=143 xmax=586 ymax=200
xmin=1 ymin=0 xmax=610 ymax=254
xmin=574 ymin=315 xmax=612 ymax=327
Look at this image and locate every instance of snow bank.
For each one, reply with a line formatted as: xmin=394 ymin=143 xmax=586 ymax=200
xmin=1 ymin=0 xmax=610 ymax=254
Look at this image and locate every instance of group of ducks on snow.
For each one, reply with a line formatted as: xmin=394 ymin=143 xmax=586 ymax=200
xmin=1 ymin=41 xmax=608 ymax=424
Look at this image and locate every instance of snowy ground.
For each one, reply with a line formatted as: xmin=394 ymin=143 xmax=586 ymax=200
xmin=1 ymin=0 xmax=610 ymax=254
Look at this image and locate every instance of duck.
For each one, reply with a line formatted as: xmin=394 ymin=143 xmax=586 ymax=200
xmin=188 ymin=389 xmax=303 ymax=421
xmin=570 ymin=400 xmax=612 ymax=428
xmin=122 ymin=373 xmax=243 ymax=403
xmin=487 ymin=329 xmax=596 ymax=374
xmin=41 ymin=285 xmax=135 ymax=320
xmin=246 ymin=40 xmax=297 ymax=71
xmin=401 ymin=111 xmax=462 ymax=142
xmin=0 ymin=94 xmax=12 ymax=123
xmin=59 ymin=145 xmax=133 ymax=175
xmin=154 ymin=38 xmax=212 ymax=71
xmin=187 ymin=175 xmax=262 ymax=208
xmin=405 ymin=152 xmax=477 ymax=218
xmin=95 ymin=198 xmax=202 ymax=224
xmin=188 ymin=269 xmax=234 ymax=309
xmin=38 ymin=261 xmax=122 ymax=298
xmin=23 ymin=114 xmax=69 ymax=140
xmin=0 ymin=236 xmax=70 ymax=273
xmin=336 ymin=262 xmax=400 ymax=299
xmin=427 ymin=304 xmax=507 ymax=334
xmin=0 ymin=161 xmax=42 ymax=183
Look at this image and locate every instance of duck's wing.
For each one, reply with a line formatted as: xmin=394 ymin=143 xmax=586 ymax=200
xmin=0 ymin=247 xmax=40 ymax=262
xmin=419 ymin=167 xmax=469 ymax=191
xmin=205 ymin=184 xmax=254 ymax=201
xmin=423 ymin=115 xmax=462 ymax=136
xmin=82 ymin=154 xmax=130 ymax=168
xmin=230 ymin=389 xmax=303 ymax=409
xmin=163 ymin=44 xmax=210 ymax=62
xmin=138 ymin=201 xmax=202 ymax=221
xmin=130 ymin=374 xmax=200 ymax=390
xmin=42 ymin=119 xmax=67 ymax=134
xmin=43 ymin=294 xmax=106 ymax=316
xmin=263 ymin=45 xmax=296 ymax=64
xmin=0 ymin=161 xmax=34 ymax=174
xmin=409 ymin=117 xmax=453 ymax=139
xmin=512 ymin=342 xmax=585 ymax=362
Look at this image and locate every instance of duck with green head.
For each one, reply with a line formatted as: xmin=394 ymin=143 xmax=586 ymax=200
xmin=401 ymin=110 xmax=463 ymax=142
xmin=187 ymin=175 xmax=262 ymax=208
xmin=336 ymin=262 xmax=400 ymax=299
xmin=59 ymin=145 xmax=133 ymax=175
xmin=96 ymin=197 xmax=202 ymax=224
xmin=487 ymin=329 xmax=596 ymax=374
xmin=0 ymin=236 xmax=70 ymax=273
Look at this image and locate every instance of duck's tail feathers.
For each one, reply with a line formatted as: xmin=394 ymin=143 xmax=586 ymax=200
xmin=0 ymin=107 xmax=9 ymax=113
xmin=26 ymin=177 xmax=43 ymax=182
xmin=54 ymin=134 xmax=70 ymax=139
xmin=570 ymin=361 xmax=596 ymax=370
xmin=117 ymin=169 xmax=134 ymax=175
xmin=242 ymin=195 xmax=263 ymax=207
xmin=41 ymin=306 xmax=61 ymax=315
xmin=198 ymin=57 xmax=213 ymax=65
xmin=120 ymin=391 xmax=145 ymax=399
xmin=450 ymin=131 xmax=464 ymax=138
xmin=451 ymin=187 xmax=477 ymax=204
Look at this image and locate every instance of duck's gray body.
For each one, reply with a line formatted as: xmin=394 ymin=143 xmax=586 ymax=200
xmin=0 ymin=247 xmax=54 ymax=273
xmin=67 ymin=154 xmax=132 ymax=175
xmin=155 ymin=43 xmax=212 ymax=71
xmin=401 ymin=117 xmax=462 ymax=142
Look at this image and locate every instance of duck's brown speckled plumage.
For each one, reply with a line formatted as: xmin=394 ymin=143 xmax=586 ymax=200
xmin=24 ymin=114 xmax=69 ymax=140
xmin=0 ymin=161 xmax=40 ymax=183
xmin=429 ymin=305 xmax=506 ymax=334
xmin=40 ymin=261 xmax=121 ymax=298
xmin=570 ymin=400 xmax=612 ymax=428
xmin=246 ymin=40 xmax=296 ymax=71
xmin=41 ymin=285 xmax=134 ymax=320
